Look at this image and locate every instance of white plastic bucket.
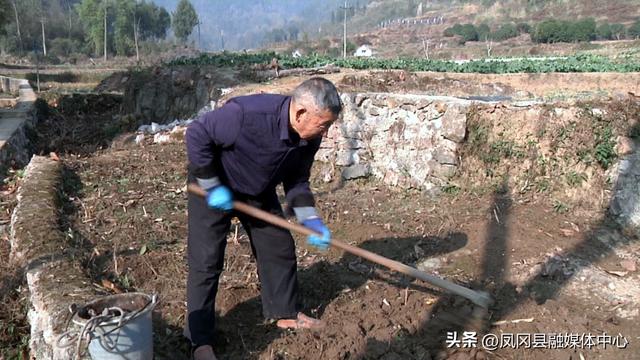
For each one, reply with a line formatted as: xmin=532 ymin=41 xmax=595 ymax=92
xmin=72 ymin=292 xmax=158 ymax=360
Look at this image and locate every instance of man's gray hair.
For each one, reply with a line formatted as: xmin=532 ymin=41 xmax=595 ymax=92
xmin=292 ymin=77 xmax=342 ymax=115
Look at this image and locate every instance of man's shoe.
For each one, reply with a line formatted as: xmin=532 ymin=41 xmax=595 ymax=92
xmin=192 ymin=345 xmax=218 ymax=360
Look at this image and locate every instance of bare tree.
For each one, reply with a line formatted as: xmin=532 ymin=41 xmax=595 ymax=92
xmin=423 ymin=38 xmax=430 ymax=59
xmin=41 ymin=17 xmax=47 ymax=56
xmin=133 ymin=13 xmax=140 ymax=62
xmin=485 ymin=35 xmax=493 ymax=58
xmin=65 ymin=0 xmax=73 ymax=38
xmin=103 ymin=0 xmax=108 ymax=61
xmin=11 ymin=0 xmax=22 ymax=53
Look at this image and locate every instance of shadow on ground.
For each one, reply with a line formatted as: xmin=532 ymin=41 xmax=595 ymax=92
xmin=195 ymin=232 xmax=469 ymax=360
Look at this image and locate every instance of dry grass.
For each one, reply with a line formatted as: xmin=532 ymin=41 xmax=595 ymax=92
xmin=0 ymin=172 xmax=29 ymax=359
xmin=10 ymin=157 xmax=65 ymax=264
xmin=0 ymin=242 xmax=29 ymax=360
xmin=456 ymin=97 xmax=640 ymax=218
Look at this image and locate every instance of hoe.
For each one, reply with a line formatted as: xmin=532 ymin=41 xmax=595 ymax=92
xmin=188 ymin=184 xmax=492 ymax=310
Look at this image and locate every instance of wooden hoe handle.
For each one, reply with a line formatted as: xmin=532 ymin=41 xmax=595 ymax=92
xmin=187 ymin=184 xmax=491 ymax=308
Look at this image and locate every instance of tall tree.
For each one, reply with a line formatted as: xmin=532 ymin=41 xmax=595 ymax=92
xmin=172 ymin=0 xmax=198 ymax=43
xmin=8 ymin=0 xmax=21 ymax=51
xmin=137 ymin=1 xmax=170 ymax=40
xmin=0 ymin=0 xmax=6 ymax=28
xmin=8 ymin=0 xmax=47 ymax=53
xmin=41 ymin=16 xmax=47 ymax=55
xmin=64 ymin=0 xmax=74 ymax=37
xmin=103 ymin=0 xmax=108 ymax=60
xmin=0 ymin=0 xmax=8 ymax=27
xmin=77 ymin=0 xmax=113 ymax=57
xmin=114 ymin=0 xmax=134 ymax=56
xmin=133 ymin=5 xmax=140 ymax=61
xmin=38 ymin=1 xmax=46 ymax=56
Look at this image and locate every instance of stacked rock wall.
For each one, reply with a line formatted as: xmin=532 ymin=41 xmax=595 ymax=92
xmin=318 ymin=93 xmax=476 ymax=193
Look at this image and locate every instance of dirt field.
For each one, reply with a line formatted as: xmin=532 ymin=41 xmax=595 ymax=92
xmin=57 ymin=135 xmax=638 ymax=360
xmin=212 ymin=68 xmax=640 ymax=106
xmin=2 ymin=70 xmax=639 ymax=359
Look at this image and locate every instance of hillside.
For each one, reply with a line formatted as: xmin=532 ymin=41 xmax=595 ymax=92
xmin=52 ymin=0 xmax=635 ymax=56
xmin=283 ymin=0 xmax=640 ymax=59
xmin=344 ymin=0 xmax=640 ymax=31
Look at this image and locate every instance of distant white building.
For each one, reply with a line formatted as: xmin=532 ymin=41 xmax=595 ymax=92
xmin=292 ymin=49 xmax=302 ymax=58
xmin=354 ymin=45 xmax=373 ymax=57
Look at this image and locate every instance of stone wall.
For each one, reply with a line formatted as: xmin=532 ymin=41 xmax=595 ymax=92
xmin=0 ymin=76 xmax=19 ymax=107
xmin=124 ymin=69 xmax=640 ymax=233
xmin=317 ymin=92 xmax=639 ymax=235
xmin=0 ymin=75 xmax=27 ymax=93
xmin=10 ymin=156 xmax=96 ymax=359
xmin=121 ymin=66 xmax=237 ymax=124
xmin=0 ymin=75 xmax=37 ymax=172
xmin=318 ymin=93 xmax=475 ymax=194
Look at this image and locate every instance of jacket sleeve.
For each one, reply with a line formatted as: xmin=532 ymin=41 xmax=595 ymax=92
xmin=283 ymin=138 xmax=321 ymax=208
xmin=185 ymin=101 xmax=243 ymax=179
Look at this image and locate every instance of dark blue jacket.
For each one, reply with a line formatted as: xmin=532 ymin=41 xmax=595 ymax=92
xmin=186 ymin=94 xmax=320 ymax=207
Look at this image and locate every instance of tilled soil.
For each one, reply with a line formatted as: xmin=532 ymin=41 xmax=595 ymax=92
xmin=57 ymin=134 xmax=639 ymax=360
xmin=5 ymin=73 xmax=639 ymax=359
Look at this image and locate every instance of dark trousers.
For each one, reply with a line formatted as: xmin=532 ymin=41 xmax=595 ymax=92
xmin=184 ymin=184 xmax=300 ymax=347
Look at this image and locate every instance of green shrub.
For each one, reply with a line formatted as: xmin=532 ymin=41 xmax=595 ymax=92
xmin=493 ymin=23 xmax=519 ymax=41
xmin=459 ymin=24 xmax=479 ymax=42
xmin=570 ymin=18 xmax=597 ymax=42
xmin=444 ymin=23 xmax=464 ymax=37
xmin=443 ymin=23 xmax=478 ymax=43
xmin=477 ymin=23 xmax=491 ymax=41
xmin=516 ymin=22 xmax=532 ymax=34
xmin=49 ymin=38 xmax=82 ymax=58
xmin=628 ymin=19 xmax=640 ymax=39
xmin=533 ymin=19 xmax=564 ymax=43
xmin=609 ymin=24 xmax=626 ymax=40
xmin=533 ymin=18 xmax=596 ymax=43
xmin=597 ymin=23 xmax=614 ymax=40
xmin=594 ymin=126 xmax=616 ymax=169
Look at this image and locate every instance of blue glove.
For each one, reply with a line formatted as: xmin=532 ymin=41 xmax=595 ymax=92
xmin=205 ymin=185 xmax=233 ymax=211
xmin=302 ymin=217 xmax=331 ymax=251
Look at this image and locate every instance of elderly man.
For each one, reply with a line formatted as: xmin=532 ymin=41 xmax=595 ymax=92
xmin=184 ymin=77 xmax=342 ymax=360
